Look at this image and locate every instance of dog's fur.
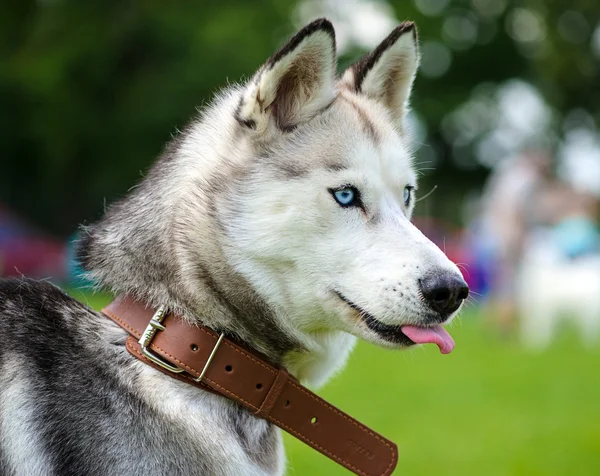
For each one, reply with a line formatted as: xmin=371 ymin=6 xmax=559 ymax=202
xmin=0 ymin=19 xmax=464 ymax=475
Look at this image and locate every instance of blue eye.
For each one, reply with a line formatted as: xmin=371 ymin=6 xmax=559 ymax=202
xmin=335 ymin=189 xmax=354 ymax=205
xmin=403 ymin=186 xmax=413 ymax=206
xmin=330 ymin=186 xmax=360 ymax=208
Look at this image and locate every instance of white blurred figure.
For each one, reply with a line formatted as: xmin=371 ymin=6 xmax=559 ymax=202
xmin=477 ymin=149 xmax=552 ymax=334
xmin=518 ymin=183 xmax=600 ymax=349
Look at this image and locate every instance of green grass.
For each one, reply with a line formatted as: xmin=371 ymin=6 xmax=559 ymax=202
xmin=73 ymin=289 xmax=600 ymax=475
xmin=284 ymin=318 xmax=600 ymax=476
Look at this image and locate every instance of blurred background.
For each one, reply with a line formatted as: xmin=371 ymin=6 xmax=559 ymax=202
xmin=1 ymin=0 xmax=599 ymax=474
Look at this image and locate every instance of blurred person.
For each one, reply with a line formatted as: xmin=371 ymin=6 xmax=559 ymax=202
xmin=473 ymin=149 xmax=552 ymax=335
xmin=549 ymin=189 xmax=599 ymax=258
xmin=518 ymin=183 xmax=600 ymax=348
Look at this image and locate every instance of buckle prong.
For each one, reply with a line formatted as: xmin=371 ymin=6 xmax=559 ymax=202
xmin=195 ymin=332 xmax=225 ymax=383
xmin=138 ymin=307 xmax=185 ymax=374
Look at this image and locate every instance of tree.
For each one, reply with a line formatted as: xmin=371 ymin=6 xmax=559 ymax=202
xmin=2 ymin=0 xmax=598 ymax=234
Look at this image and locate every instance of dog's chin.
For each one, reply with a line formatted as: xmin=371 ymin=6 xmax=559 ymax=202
xmin=357 ymin=314 xmax=418 ymax=348
xmin=334 ymin=291 xmax=456 ymax=353
xmin=334 ymin=291 xmax=414 ymax=346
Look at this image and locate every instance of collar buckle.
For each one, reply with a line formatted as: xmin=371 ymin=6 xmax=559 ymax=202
xmin=138 ymin=307 xmax=185 ymax=374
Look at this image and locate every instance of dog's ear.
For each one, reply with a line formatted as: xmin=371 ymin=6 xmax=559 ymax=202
xmin=236 ymin=18 xmax=337 ymax=133
xmin=342 ymin=22 xmax=419 ymax=131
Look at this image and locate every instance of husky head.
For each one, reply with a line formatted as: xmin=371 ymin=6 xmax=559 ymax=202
xmin=79 ymin=19 xmax=468 ymax=386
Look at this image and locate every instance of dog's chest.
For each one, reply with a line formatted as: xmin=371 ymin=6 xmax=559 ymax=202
xmin=131 ymin=363 xmax=286 ymax=476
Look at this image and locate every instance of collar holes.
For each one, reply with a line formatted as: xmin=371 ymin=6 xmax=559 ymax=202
xmin=225 ymin=365 xmax=233 ymax=372
xmin=190 ymin=344 xmax=198 ymax=352
xmin=310 ymin=417 xmax=318 ymax=424
xmin=256 ymin=383 xmax=263 ymax=390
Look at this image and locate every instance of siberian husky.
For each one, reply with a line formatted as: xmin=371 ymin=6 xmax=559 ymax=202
xmin=0 ymin=19 xmax=467 ymax=475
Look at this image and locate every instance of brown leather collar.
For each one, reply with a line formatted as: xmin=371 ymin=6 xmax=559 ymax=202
xmin=102 ymin=295 xmax=398 ymax=476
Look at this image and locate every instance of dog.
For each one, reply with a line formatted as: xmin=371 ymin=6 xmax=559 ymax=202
xmin=0 ymin=19 xmax=468 ymax=475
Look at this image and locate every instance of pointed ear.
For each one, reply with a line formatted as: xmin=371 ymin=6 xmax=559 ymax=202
xmin=236 ymin=19 xmax=337 ymax=133
xmin=342 ymin=22 xmax=419 ymax=131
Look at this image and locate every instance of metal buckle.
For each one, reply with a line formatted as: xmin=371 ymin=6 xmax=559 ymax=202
xmin=138 ymin=306 xmax=226 ymax=382
xmin=194 ymin=332 xmax=225 ymax=383
xmin=138 ymin=307 xmax=185 ymax=374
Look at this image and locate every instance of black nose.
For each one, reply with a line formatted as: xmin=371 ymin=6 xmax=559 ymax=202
xmin=419 ymin=273 xmax=469 ymax=319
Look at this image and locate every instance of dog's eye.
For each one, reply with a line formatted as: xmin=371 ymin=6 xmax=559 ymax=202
xmin=330 ymin=186 xmax=360 ymax=208
xmin=403 ymin=186 xmax=413 ymax=207
xmin=333 ymin=188 xmax=356 ymax=206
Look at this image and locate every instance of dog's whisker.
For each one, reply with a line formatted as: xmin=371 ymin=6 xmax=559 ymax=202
xmin=415 ymin=185 xmax=438 ymax=202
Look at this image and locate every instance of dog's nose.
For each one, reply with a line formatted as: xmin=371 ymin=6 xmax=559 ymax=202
xmin=419 ymin=273 xmax=469 ymax=319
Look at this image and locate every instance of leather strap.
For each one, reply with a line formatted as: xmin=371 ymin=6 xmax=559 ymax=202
xmin=102 ymin=296 xmax=398 ymax=476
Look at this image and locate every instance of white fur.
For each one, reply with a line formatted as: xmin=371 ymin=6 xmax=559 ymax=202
xmin=222 ymin=92 xmax=460 ymax=385
xmin=131 ymin=360 xmax=284 ymax=476
xmin=0 ymin=356 xmax=54 ymax=475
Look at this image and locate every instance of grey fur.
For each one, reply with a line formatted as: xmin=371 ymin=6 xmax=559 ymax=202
xmin=0 ymin=279 xmax=279 ymax=476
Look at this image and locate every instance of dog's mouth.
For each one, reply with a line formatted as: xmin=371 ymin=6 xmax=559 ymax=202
xmin=334 ymin=291 xmax=455 ymax=354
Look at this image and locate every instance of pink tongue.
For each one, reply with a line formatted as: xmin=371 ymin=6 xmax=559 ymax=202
xmin=400 ymin=325 xmax=455 ymax=354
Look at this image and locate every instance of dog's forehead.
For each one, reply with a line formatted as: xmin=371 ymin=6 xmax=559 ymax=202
xmin=323 ymin=93 xmax=416 ymax=184
xmin=261 ymin=92 xmax=416 ymax=186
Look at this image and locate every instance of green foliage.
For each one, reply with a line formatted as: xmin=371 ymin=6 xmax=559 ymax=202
xmin=1 ymin=0 xmax=299 ymax=235
xmin=381 ymin=0 xmax=600 ymax=223
xmin=2 ymin=1 xmax=599 ymax=234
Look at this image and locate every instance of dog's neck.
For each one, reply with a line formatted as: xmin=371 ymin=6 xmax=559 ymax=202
xmin=79 ymin=211 xmax=298 ymax=363
xmin=79 ymin=205 xmax=353 ymax=385
xmin=76 ymin=91 xmax=354 ymax=386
